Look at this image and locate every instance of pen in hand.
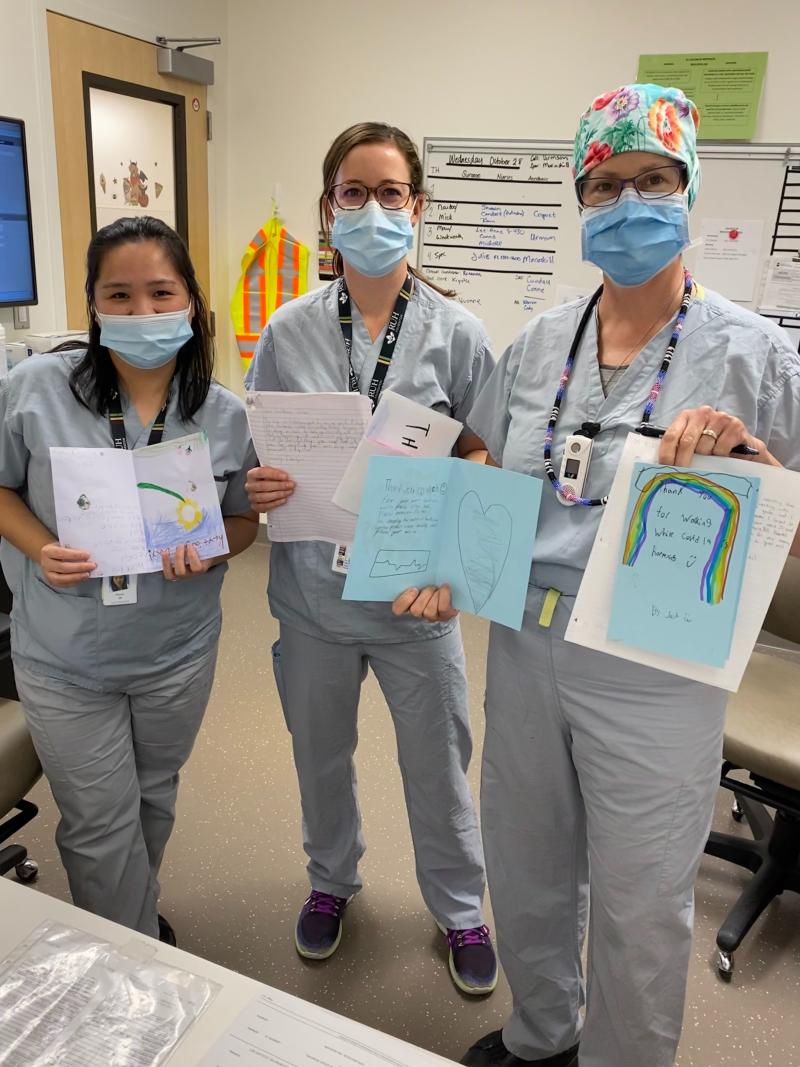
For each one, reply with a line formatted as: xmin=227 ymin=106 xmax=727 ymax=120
xmin=636 ymin=424 xmax=759 ymax=457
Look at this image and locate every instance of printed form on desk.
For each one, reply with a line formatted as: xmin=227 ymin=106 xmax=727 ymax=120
xmin=199 ymin=986 xmax=457 ymax=1067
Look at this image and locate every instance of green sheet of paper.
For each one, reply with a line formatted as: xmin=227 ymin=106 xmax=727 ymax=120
xmin=636 ymin=52 xmax=767 ymax=140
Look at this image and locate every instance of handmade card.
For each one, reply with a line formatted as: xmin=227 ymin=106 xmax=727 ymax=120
xmin=342 ymin=456 xmax=542 ymax=630
xmin=566 ymin=435 xmax=800 ymax=690
xmin=607 ymin=463 xmax=759 ymax=667
xmin=50 ymin=432 xmax=227 ymax=576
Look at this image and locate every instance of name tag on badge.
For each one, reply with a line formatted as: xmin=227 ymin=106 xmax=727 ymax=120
xmin=331 ymin=543 xmax=352 ymax=575
xmin=101 ymin=574 xmax=138 ymax=606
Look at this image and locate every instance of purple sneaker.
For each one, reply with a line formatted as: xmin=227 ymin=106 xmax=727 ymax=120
xmin=295 ymin=890 xmax=349 ymax=960
xmin=445 ymin=924 xmax=498 ymax=995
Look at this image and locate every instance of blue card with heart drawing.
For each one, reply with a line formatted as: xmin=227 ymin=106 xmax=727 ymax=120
xmin=342 ymin=456 xmax=542 ymax=630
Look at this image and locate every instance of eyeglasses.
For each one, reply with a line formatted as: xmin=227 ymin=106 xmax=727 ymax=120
xmin=328 ymin=181 xmax=416 ymax=211
xmin=576 ymin=164 xmax=687 ymax=207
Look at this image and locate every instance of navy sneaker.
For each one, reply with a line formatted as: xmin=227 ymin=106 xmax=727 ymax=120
xmin=157 ymin=914 xmax=177 ymax=947
xmin=295 ymin=890 xmax=349 ymax=960
xmin=460 ymin=1030 xmax=580 ymax=1066
xmin=445 ymin=924 xmax=498 ymax=995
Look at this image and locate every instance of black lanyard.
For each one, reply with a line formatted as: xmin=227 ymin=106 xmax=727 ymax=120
xmin=107 ymin=391 xmax=169 ymax=450
xmin=337 ymin=272 xmax=414 ymax=412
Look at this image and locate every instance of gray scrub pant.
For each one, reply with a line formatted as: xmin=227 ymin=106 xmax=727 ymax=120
xmin=272 ymin=622 xmax=486 ymax=928
xmin=483 ymin=607 xmax=727 ymax=1067
xmin=14 ymin=645 xmax=217 ymax=938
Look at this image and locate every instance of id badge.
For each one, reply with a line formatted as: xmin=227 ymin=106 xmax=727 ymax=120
xmin=101 ymin=574 xmax=138 ymax=606
xmin=331 ymin=543 xmax=351 ymax=575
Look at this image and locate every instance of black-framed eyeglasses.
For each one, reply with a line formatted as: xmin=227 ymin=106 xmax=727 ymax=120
xmin=576 ymin=163 xmax=687 ymax=208
xmin=328 ymin=181 xmax=416 ymax=211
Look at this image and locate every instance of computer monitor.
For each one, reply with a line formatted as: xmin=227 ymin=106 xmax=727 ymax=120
xmin=0 ymin=116 xmax=37 ymax=307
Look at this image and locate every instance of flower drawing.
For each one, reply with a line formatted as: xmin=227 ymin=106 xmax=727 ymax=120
xmin=176 ymin=498 xmax=203 ymax=532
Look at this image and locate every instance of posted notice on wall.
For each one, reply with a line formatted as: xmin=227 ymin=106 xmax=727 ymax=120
xmin=759 ymin=255 xmax=800 ymax=316
xmin=694 ymin=218 xmax=764 ymax=302
xmin=636 ymin=52 xmax=767 ymax=140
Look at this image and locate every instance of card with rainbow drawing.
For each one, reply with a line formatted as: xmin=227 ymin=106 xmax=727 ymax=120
xmin=607 ymin=463 xmax=760 ymax=667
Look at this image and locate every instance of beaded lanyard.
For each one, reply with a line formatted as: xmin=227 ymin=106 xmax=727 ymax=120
xmin=543 ymin=268 xmax=694 ymax=507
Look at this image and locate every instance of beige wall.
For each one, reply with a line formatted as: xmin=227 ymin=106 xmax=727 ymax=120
xmin=3 ymin=0 xmax=799 ymax=391
xmin=0 ymin=0 xmax=235 ymax=382
xmin=222 ymin=0 xmax=800 ymax=361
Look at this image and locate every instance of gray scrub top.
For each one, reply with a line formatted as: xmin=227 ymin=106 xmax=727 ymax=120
xmin=0 ymin=353 xmax=258 ymax=691
xmin=468 ymin=287 xmax=800 ymax=598
xmin=245 ymin=276 xmax=495 ymax=643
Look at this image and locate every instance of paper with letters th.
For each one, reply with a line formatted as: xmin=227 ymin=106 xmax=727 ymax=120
xmin=566 ymin=434 xmax=800 ymax=690
xmin=50 ymin=432 xmax=227 ymax=577
xmin=245 ymin=391 xmax=371 ymax=543
xmin=333 ymin=390 xmax=463 ymax=514
xmin=607 ymin=462 xmax=759 ymax=667
xmin=198 ymin=987 xmax=456 ymax=1067
xmin=343 ymin=456 xmax=541 ymax=630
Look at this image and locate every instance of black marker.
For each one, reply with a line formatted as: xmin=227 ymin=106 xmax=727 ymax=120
xmin=636 ymin=424 xmax=759 ymax=456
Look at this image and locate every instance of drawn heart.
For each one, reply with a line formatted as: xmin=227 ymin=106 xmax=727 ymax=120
xmin=457 ymin=490 xmax=513 ymax=613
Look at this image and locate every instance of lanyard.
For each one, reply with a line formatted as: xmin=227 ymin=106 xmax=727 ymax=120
xmin=107 ymin=391 xmax=169 ymax=450
xmin=337 ymin=272 xmax=414 ymax=412
xmin=543 ymin=268 xmax=694 ymax=507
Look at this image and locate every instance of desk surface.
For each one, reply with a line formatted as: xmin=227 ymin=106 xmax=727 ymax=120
xmin=0 ymin=877 xmax=456 ymax=1066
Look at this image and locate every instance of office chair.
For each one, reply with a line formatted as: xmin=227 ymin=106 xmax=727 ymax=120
xmin=704 ymin=555 xmax=800 ymax=979
xmin=0 ymin=560 xmax=41 ymax=882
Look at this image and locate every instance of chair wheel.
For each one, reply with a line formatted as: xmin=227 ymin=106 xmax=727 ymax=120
xmin=716 ymin=949 xmax=734 ymax=979
xmin=731 ymin=798 xmax=744 ymax=823
xmin=15 ymin=859 xmax=38 ymax=884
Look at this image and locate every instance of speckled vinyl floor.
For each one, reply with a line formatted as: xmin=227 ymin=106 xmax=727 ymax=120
xmin=13 ymin=543 xmax=800 ymax=1065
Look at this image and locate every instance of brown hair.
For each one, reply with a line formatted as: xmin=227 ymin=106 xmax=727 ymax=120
xmin=318 ymin=122 xmax=455 ymax=297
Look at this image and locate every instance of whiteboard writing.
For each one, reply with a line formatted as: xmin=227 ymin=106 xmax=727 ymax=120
xmin=419 ymin=141 xmax=599 ymax=351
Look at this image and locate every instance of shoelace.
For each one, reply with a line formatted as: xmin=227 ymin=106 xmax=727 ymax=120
xmin=446 ymin=924 xmax=491 ymax=949
xmin=306 ymin=890 xmax=346 ymax=917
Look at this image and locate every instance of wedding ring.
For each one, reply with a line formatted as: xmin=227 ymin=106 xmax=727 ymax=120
xmin=700 ymin=428 xmax=719 ymax=441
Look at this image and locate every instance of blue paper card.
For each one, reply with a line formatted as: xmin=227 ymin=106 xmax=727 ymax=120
xmin=343 ymin=456 xmax=542 ymax=630
xmin=608 ymin=463 xmax=760 ymax=667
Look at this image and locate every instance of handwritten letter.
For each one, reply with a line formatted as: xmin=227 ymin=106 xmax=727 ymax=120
xmin=246 ymin=392 xmax=371 ymax=543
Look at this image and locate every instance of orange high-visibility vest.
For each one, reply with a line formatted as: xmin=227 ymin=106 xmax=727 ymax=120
xmin=231 ymin=216 xmax=309 ymax=373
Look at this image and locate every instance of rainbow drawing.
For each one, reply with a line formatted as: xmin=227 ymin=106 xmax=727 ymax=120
xmin=622 ymin=471 xmax=741 ymax=606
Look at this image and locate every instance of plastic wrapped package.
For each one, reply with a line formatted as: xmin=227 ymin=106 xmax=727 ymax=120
xmin=0 ymin=921 xmax=218 ymax=1067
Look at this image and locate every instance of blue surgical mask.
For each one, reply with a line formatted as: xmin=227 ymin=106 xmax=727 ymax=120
xmin=96 ymin=307 xmax=194 ymax=369
xmin=331 ymin=201 xmax=414 ymax=277
xmin=581 ymin=189 xmax=690 ymax=287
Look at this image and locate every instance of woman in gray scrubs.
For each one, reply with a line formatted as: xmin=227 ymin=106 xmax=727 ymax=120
xmin=245 ymin=123 xmax=497 ymax=995
xmin=397 ymin=86 xmax=800 ymax=1066
xmin=0 ymin=217 xmax=259 ymax=943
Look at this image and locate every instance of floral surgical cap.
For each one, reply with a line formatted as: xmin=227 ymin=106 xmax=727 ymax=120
xmin=573 ymin=84 xmax=701 ymax=208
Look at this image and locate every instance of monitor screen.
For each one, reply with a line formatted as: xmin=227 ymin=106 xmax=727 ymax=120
xmin=0 ymin=116 xmax=37 ymax=307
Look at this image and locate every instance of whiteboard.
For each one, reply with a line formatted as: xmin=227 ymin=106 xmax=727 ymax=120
xmin=418 ymin=139 xmax=800 ymax=354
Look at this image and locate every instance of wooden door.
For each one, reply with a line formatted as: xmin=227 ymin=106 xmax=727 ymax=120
xmin=47 ymin=11 xmax=210 ymax=328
